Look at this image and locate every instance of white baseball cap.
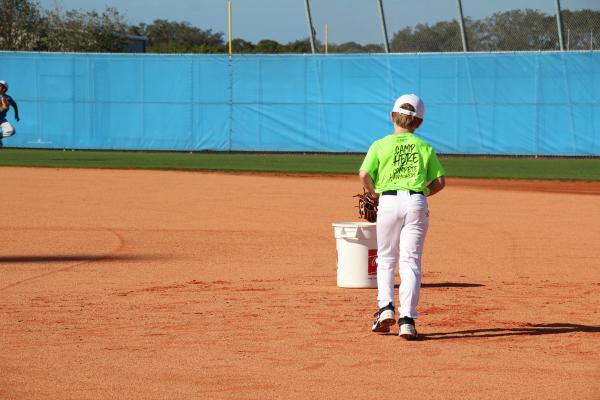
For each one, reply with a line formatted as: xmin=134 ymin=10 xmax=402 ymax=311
xmin=0 ymin=80 xmax=7 ymax=90
xmin=392 ymin=93 xmax=424 ymax=119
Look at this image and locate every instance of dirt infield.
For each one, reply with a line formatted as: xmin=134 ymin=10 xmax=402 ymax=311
xmin=1 ymin=167 xmax=599 ymax=399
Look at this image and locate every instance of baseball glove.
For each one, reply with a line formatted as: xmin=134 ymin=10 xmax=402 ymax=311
xmin=354 ymin=189 xmax=379 ymax=223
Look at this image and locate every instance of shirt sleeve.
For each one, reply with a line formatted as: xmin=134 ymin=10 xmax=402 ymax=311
xmin=359 ymin=142 xmax=379 ymax=180
xmin=426 ymin=148 xmax=445 ymax=181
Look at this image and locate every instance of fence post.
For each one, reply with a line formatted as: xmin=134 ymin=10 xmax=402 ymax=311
xmin=228 ymin=0 xmax=232 ymax=57
xmin=555 ymin=0 xmax=565 ymax=51
xmin=456 ymin=0 xmax=469 ymax=52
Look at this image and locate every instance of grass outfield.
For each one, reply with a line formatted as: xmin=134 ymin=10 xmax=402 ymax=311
xmin=0 ymin=148 xmax=599 ymax=181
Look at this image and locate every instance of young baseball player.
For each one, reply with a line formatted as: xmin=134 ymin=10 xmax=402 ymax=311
xmin=359 ymin=93 xmax=445 ymax=340
xmin=0 ymin=80 xmax=20 ymax=148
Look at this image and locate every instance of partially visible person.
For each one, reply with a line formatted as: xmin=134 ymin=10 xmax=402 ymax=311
xmin=0 ymin=80 xmax=20 ymax=148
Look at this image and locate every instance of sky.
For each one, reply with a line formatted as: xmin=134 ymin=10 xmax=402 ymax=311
xmin=38 ymin=0 xmax=600 ymax=45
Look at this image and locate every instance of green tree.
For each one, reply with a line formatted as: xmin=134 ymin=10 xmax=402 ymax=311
xmin=254 ymin=39 xmax=281 ymax=54
xmin=390 ymin=21 xmax=462 ymax=52
xmin=333 ymin=41 xmax=365 ymax=53
xmin=139 ymin=19 xmax=225 ymax=53
xmin=474 ymin=9 xmax=557 ymax=51
xmin=283 ymin=38 xmax=313 ymax=53
xmin=363 ymin=43 xmax=385 ymax=53
xmin=7 ymin=2 xmax=598 ymax=54
xmin=230 ymin=38 xmax=255 ymax=53
xmin=44 ymin=6 xmax=128 ymax=52
xmin=388 ymin=9 xmax=598 ymax=52
xmin=0 ymin=0 xmax=45 ymax=50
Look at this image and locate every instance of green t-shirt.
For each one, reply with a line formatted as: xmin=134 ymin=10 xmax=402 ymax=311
xmin=359 ymin=133 xmax=445 ymax=196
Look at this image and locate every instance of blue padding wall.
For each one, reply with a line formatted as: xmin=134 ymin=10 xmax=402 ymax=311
xmin=2 ymin=51 xmax=599 ymax=155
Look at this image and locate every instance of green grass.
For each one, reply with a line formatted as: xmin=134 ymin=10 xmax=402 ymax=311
xmin=0 ymin=149 xmax=361 ymax=174
xmin=440 ymin=156 xmax=600 ymax=180
xmin=1 ymin=148 xmax=599 ymax=181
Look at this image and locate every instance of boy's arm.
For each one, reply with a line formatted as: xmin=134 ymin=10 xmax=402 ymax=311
xmin=8 ymin=97 xmax=19 ymax=121
xmin=426 ymin=176 xmax=445 ymax=197
xmin=359 ymin=170 xmax=378 ymax=198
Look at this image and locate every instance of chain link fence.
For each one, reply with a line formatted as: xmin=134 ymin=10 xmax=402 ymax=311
xmin=562 ymin=0 xmax=600 ymax=50
xmin=382 ymin=0 xmax=600 ymax=53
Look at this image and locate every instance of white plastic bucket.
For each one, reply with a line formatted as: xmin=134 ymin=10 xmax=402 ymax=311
xmin=332 ymin=222 xmax=378 ymax=288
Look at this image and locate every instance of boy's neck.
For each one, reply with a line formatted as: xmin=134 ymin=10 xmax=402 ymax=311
xmin=393 ymin=127 xmax=411 ymax=135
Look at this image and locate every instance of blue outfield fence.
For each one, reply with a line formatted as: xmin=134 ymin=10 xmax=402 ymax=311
xmin=1 ymin=51 xmax=599 ymax=155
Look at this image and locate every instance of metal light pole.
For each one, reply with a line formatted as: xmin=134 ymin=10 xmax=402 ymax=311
xmin=555 ymin=0 xmax=565 ymax=51
xmin=376 ymin=0 xmax=390 ymax=53
xmin=304 ymin=0 xmax=317 ymax=54
xmin=456 ymin=0 xmax=469 ymax=52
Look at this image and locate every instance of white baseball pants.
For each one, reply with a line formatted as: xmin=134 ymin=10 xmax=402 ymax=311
xmin=376 ymin=191 xmax=429 ymax=318
xmin=1 ymin=121 xmax=15 ymax=137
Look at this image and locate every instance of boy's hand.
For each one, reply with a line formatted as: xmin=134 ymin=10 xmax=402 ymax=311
xmin=354 ymin=189 xmax=379 ymax=223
